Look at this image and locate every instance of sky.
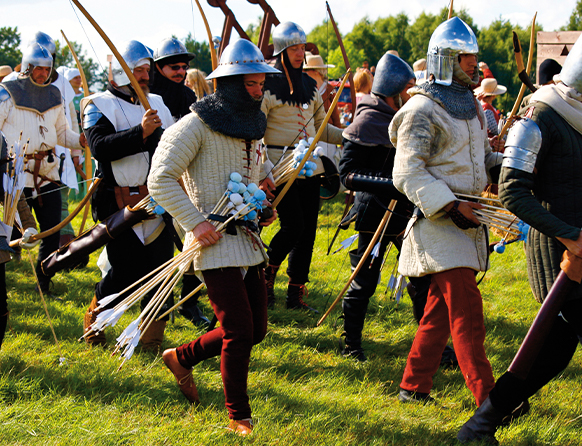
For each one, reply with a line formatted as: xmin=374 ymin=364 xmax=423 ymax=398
xmin=3 ymin=0 xmax=578 ymax=70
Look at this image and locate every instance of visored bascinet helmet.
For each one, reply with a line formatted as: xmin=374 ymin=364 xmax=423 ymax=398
xmin=21 ymin=43 xmax=54 ymax=76
xmin=206 ymin=39 xmax=281 ymax=80
xmin=28 ymin=31 xmax=56 ymax=57
xmin=372 ymin=53 xmax=415 ymax=98
xmin=153 ymin=38 xmax=195 ymax=63
xmin=558 ymin=35 xmax=582 ymax=93
xmin=111 ymin=40 xmax=153 ymax=87
xmin=426 ymin=17 xmax=478 ymax=86
xmin=272 ymin=22 xmax=307 ymax=56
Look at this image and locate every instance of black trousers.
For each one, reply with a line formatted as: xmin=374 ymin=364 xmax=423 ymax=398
xmin=268 ymin=176 xmax=321 ymax=285
xmin=95 ymin=223 xmax=174 ymax=314
xmin=489 ymin=297 xmax=582 ymax=413
xmin=0 ymin=263 xmax=7 ymax=315
xmin=24 ymin=183 xmax=62 ymax=287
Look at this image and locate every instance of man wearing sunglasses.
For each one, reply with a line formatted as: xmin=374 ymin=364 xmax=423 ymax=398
xmin=151 ymin=38 xmax=210 ymax=328
xmin=151 ymin=38 xmax=197 ymax=122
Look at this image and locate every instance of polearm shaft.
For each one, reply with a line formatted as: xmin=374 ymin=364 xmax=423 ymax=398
xmin=499 ymin=12 xmax=537 ymax=140
xmin=317 ymin=199 xmax=397 ymax=326
xmin=508 ymin=251 xmax=582 ymax=379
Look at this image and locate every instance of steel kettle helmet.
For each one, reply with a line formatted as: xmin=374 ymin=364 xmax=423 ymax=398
xmin=153 ymin=38 xmax=195 ymax=63
xmin=206 ymin=39 xmax=280 ymax=80
xmin=272 ymin=22 xmax=307 ymax=56
xmin=111 ymin=40 xmax=153 ymax=87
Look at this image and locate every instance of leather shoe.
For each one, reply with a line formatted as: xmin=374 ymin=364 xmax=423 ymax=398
xmin=162 ymin=348 xmax=200 ymax=404
xmin=227 ymin=419 xmax=253 ymax=436
xmin=398 ymin=388 xmax=435 ymax=404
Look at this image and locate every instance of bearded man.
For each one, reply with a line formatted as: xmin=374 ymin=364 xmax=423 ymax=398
xmin=81 ymin=40 xmax=174 ymax=350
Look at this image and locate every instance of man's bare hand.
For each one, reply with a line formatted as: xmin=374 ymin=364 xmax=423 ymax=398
xmin=489 ymin=135 xmax=505 ymax=152
xmin=142 ymin=109 xmax=162 ymax=139
xmin=558 ymin=231 xmax=582 ymax=258
xmin=260 ymin=177 xmax=276 ymax=200
xmin=79 ymin=133 xmax=87 ymax=148
xmin=192 ymin=221 xmax=222 ymax=247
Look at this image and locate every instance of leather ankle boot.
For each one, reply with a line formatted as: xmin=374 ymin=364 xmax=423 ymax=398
xmin=457 ymin=396 xmax=506 ymax=445
xmin=83 ymin=296 xmax=106 ymax=346
xmin=264 ymin=264 xmax=279 ymax=309
xmin=140 ymin=319 xmax=166 ymax=353
xmin=286 ymin=283 xmax=318 ymax=313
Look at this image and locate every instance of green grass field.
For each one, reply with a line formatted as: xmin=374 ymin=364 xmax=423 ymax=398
xmin=1 ymin=196 xmax=581 ymax=445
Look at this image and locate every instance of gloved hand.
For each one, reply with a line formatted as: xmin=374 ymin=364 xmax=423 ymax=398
xmin=445 ymin=200 xmax=481 ymax=230
xmin=20 ymin=227 xmax=41 ymax=249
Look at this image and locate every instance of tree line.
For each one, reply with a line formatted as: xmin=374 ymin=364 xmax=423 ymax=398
xmin=2 ymin=0 xmax=581 ymax=109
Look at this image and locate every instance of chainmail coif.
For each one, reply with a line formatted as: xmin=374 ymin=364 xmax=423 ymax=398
xmin=192 ymin=75 xmax=267 ymax=141
xmin=415 ymin=80 xmax=478 ymax=120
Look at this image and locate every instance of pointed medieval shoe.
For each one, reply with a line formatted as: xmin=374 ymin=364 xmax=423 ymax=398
xmin=398 ymin=388 xmax=435 ymax=404
xmin=162 ymin=348 xmax=200 ymax=404
xmin=83 ymin=295 xmax=106 ymax=346
xmin=457 ymin=396 xmax=505 ymax=445
xmin=286 ymin=283 xmax=319 ymax=313
xmin=227 ymin=418 xmax=253 ymax=436
xmin=265 ymin=264 xmax=279 ymax=309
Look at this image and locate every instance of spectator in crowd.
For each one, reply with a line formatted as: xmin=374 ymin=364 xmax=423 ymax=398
xmin=185 ymin=68 xmax=212 ymax=101
xmin=474 ymin=78 xmax=507 ymax=138
xmin=303 ymin=52 xmax=342 ymax=166
xmin=413 ymin=58 xmax=427 ymax=85
xmin=354 ymin=67 xmax=373 ymax=108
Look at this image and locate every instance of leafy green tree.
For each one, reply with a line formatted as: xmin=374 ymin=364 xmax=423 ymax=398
xmin=406 ymin=11 xmax=440 ymax=62
xmin=184 ymin=33 xmax=213 ymax=75
xmin=407 ymin=8 xmax=478 ymax=64
xmin=0 ymin=26 xmax=22 ymax=68
xmin=245 ymin=16 xmax=262 ymax=46
xmin=307 ymin=20 xmax=340 ymax=64
xmin=374 ymin=13 xmax=411 ymax=64
xmin=343 ymin=17 xmax=385 ymax=68
xmin=479 ymin=19 xmax=542 ymax=114
xmin=328 ymin=39 xmax=366 ymax=79
xmin=564 ymin=0 xmax=582 ymax=30
xmin=54 ymin=40 xmax=105 ymax=91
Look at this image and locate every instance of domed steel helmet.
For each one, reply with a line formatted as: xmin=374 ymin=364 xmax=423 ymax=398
xmin=272 ymin=22 xmax=307 ymax=56
xmin=28 ymin=31 xmax=56 ymax=56
xmin=206 ymin=39 xmax=280 ymax=80
xmin=153 ymin=38 xmax=195 ymax=63
xmin=372 ymin=53 xmax=415 ymax=98
xmin=558 ymin=35 xmax=582 ymax=93
xmin=426 ymin=17 xmax=478 ymax=86
xmin=21 ymin=43 xmax=53 ymax=75
xmin=111 ymin=40 xmax=153 ymax=87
